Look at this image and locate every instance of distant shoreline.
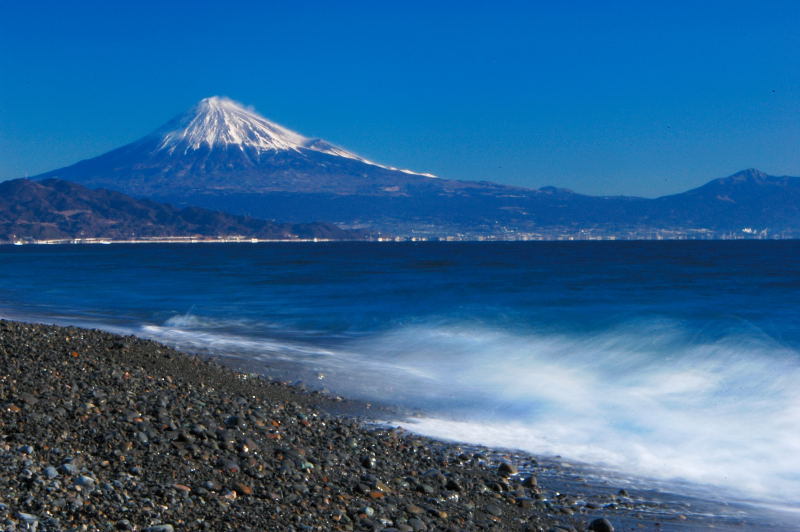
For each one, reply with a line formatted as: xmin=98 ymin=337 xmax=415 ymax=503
xmin=0 ymin=236 xmax=355 ymax=245
xmin=2 ymin=235 xmax=795 ymax=245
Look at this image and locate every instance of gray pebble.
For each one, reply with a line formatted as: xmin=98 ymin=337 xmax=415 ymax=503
xmin=498 ymin=461 xmax=518 ymax=476
xmin=485 ymin=503 xmax=503 ymax=516
xmin=75 ymin=475 xmax=95 ymax=487
xmin=59 ymin=463 xmax=78 ymax=475
xmin=588 ymin=518 xmax=614 ymax=532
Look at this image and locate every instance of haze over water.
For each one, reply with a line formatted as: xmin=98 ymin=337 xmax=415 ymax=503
xmin=2 ymin=241 xmax=799 ymax=514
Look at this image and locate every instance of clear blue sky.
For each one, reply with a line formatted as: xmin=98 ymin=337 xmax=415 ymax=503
xmin=1 ymin=0 xmax=797 ymax=197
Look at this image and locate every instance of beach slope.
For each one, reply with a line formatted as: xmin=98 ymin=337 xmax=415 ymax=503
xmin=0 ymin=320 xmax=589 ymax=531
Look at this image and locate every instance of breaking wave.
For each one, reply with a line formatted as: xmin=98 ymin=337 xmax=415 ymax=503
xmin=146 ymin=315 xmax=800 ymax=505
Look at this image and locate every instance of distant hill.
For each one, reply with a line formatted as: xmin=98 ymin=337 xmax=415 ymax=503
xmin=30 ymin=97 xmax=800 ymax=237
xmin=0 ymin=179 xmax=362 ymax=243
xmin=641 ymin=169 xmax=800 ymax=230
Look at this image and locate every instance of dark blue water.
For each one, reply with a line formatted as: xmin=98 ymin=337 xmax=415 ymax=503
xmin=2 ymin=241 xmax=799 ymax=515
xmin=5 ymin=241 xmax=800 ymax=341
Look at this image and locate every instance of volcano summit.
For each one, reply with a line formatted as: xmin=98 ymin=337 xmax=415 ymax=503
xmin=155 ymin=97 xmax=435 ymax=178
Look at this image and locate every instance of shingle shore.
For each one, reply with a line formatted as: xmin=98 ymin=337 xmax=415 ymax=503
xmin=0 ymin=320 xmax=612 ymax=531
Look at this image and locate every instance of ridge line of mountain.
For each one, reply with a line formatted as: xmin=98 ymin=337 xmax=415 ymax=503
xmin=20 ymin=97 xmax=800 ymax=238
xmin=0 ymin=178 xmax=365 ymax=244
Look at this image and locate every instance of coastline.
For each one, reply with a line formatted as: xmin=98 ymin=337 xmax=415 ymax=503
xmin=0 ymin=319 xmax=789 ymax=531
xmin=0 ymin=319 xmax=583 ymax=531
xmin=2 ymin=236 xmax=793 ymax=246
xmin=1 ymin=237 xmax=350 ymax=246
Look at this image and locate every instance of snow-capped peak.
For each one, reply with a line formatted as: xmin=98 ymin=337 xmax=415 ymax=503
xmin=157 ymin=96 xmax=308 ymax=152
xmin=156 ymin=96 xmax=435 ymax=177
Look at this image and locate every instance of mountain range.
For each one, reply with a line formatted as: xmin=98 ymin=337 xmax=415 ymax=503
xmin=0 ymin=179 xmax=361 ymax=243
xmin=29 ymin=97 xmax=800 ymax=238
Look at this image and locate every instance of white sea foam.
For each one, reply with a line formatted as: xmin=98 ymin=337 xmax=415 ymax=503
xmin=140 ymin=323 xmax=337 ymax=360
xmin=342 ymin=323 xmax=800 ymax=505
xmin=141 ymin=315 xmax=800 ymax=505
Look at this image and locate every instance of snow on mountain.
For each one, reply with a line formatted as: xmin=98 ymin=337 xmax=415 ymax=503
xmin=156 ymin=96 xmax=435 ymax=178
xmin=157 ymin=97 xmax=308 ymax=153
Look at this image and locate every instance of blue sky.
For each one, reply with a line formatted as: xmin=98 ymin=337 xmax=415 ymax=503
xmin=1 ymin=0 xmax=797 ymax=197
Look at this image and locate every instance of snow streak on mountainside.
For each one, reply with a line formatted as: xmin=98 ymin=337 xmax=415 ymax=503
xmin=156 ymin=97 xmax=435 ymax=177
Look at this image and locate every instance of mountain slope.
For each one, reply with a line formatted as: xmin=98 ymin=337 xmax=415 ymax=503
xmin=645 ymin=169 xmax=800 ymax=229
xmin=34 ymin=96 xmax=438 ymax=198
xmin=0 ymin=179 xmax=361 ymax=242
xmin=30 ymin=97 xmax=800 ymax=236
xmin=33 ymin=97 xmax=596 ymax=231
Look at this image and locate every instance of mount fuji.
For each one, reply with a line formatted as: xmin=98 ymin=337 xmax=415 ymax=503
xmin=34 ymin=97 xmax=441 ymax=197
xmin=33 ymin=96 xmax=561 ymax=233
xmin=31 ymin=97 xmax=800 ymax=237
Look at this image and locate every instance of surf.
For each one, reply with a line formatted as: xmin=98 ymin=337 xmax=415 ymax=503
xmin=143 ymin=315 xmax=800 ymax=506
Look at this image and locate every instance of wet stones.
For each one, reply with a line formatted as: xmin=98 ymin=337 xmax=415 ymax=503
xmin=0 ymin=319 xmax=616 ymax=531
xmin=445 ymin=477 xmax=462 ymax=491
xmin=588 ymin=517 xmax=615 ymax=532
xmin=405 ymin=503 xmax=425 ymax=515
xmin=74 ymin=475 xmax=96 ymax=488
xmin=203 ymin=480 xmax=221 ymax=491
xmin=485 ymin=502 xmax=504 ymax=517
xmin=234 ymin=482 xmax=253 ymax=496
xmin=58 ymin=463 xmax=78 ymax=476
xmin=17 ymin=445 xmax=34 ymax=455
xmin=522 ymin=474 xmax=539 ymax=489
xmin=498 ymin=461 xmax=518 ymax=476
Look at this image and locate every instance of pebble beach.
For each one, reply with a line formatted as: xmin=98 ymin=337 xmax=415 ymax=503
xmin=0 ymin=320 xmax=621 ymax=531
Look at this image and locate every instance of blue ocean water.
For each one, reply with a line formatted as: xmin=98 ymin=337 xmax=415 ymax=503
xmin=2 ymin=241 xmax=799 ymax=512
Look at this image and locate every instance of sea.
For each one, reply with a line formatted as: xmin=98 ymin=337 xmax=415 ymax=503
xmin=1 ymin=241 xmax=799 ymax=529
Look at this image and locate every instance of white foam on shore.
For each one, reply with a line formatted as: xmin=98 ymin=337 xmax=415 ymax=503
xmin=133 ymin=314 xmax=800 ymax=505
xmin=141 ymin=323 xmax=338 ymax=360
xmin=336 ymin=322 xmax=800 ymax=505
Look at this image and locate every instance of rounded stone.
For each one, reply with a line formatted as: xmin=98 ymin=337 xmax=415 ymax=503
xmin=588 ymin=518 xmax=614 ymax=532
